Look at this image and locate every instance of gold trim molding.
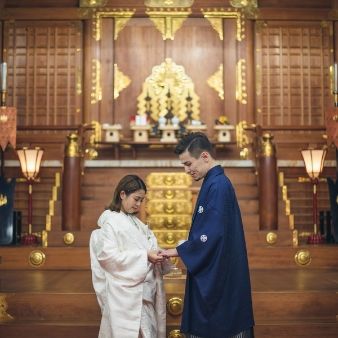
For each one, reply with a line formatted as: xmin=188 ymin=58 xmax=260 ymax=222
xmin=236 ymin=59 xmax=247 ymax=104
xmin=146 ymin=8 xmax=191 ymax=40
xmin=145 ymin=0 xmax=194 ymax=7
xmin=114 ymin=64 xmax=131 ymax=99
xmin=201 ymin=8 xmax=245 ymax=41
xmin=207 ymin=64 xmax=224 ymax=100
xmin=92 ymin=9 xmax=136 ymax=41
xmin=91 ymin=59 xmax=102 ymax=104
xmin=279 ymin=171 xmax=295 ymax=230
xmin=45 ymin=172 xmax=61 ymax=233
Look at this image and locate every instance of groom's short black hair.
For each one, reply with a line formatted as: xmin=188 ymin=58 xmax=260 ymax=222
xmin=174 ymin=132 xmax=214 ymax=159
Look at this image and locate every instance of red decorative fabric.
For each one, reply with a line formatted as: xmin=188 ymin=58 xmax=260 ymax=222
xmin=0 ymin=106 xmax=17 ymax=151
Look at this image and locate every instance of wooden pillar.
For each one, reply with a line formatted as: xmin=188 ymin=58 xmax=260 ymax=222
xmin=258 ymin=133 xmax=278 ymax=230
xmin=62 ymin=133 xmax=81 ymax=231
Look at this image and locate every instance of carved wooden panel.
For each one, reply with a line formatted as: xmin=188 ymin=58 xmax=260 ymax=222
xmin=255 ymin=21 xmax=333 ymax=126
xmin=4 ymin=20 xmax=83 ymax=126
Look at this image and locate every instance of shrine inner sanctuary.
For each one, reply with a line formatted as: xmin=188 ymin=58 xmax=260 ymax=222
xmin=0 ymin=1 xmax=338 ymax=337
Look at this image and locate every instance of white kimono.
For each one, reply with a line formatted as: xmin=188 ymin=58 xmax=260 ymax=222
xmin=90 ymin=210 xmax=169 ymax=338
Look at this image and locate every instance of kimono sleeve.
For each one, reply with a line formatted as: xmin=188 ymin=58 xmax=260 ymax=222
xmin=177 ymin=180 xmax=235 ymax=306
xmin=94 ymin=223 xmax=148 ymax=285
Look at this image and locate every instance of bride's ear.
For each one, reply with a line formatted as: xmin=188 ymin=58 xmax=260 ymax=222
xmin=120 ymin=191 xmax=126 ymax=200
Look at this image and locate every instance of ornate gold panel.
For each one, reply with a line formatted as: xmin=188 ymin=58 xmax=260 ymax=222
xmin=147 ymin=200 xmax=193 ymax=215
xmin=147 ymin=214 xmax=191 ymax=229
xmin=154 ymin=230 xmax=189 ymax=248
xmin=146 ymin=172 xmax=192 ymax=246
xmin=147 ymin=189 xmax=192 ymax=201
xmin=137 ymin=58 xmax=200 ymax=122
xmin=146 ymin=172 xmax=192 ymax=188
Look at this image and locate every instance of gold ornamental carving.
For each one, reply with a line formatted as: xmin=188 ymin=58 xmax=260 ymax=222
xmin=146 ymin=172 xmax=192 ymax=188
xmin=294 ymin=250 xmax=311 ymax=266
xmin=137 ymin=58 xmax=200 ymax=122
xmin=236 ymin=120 xmax=251 ymax=159
xmin=154 ymin=230 xmax=189 ymax=247
xmin=65 ymin=133 xmax=80 ymax=157
xmin=147 ymin=189 xmax=192 ymax=201
xmin=147 ymin=200 xmax=193 ymax=215
xmin=168 ymin=329 xmax=185 ymax=338
xmin=236 ymin=59 xmax=247 ymax=104
xmin=91 ymin=59 xmax=102 ymax=104
xmin=114 ymin=64 xmax=131 ymax=99
xmin=207 ymin=64 xmax=224 ymax=100
xmin=259 ymin=133 xmax=275 ymax=157
xmin=64 ymin=232 xmax=75 ymax=245
xmin=145 ymin=0 xmax=194 ymax=7
xmin=266 ymin=232 xmax=277 ymax=245
xmin=92 ymin=9 xmax=136 ymax=41
xmin=146 ymin=8 xmax=191 ymax=40
xmin=167 ymin=296 xmax=183 ymax=316
xmin=29 ymin=250 xmax=46 ymax=267
xmin=147 ymin=214 xmax=191 ymax=229
xmin=0 ymin=294 xmax=14 ymax=322
xmin=201 ymin=8 xmax=245 ymax=41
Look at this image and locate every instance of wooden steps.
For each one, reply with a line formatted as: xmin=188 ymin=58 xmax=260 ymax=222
xmin=0 ymin=269 xmax=337 ymax=338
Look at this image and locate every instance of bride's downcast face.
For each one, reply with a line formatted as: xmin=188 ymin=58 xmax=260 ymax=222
xmin=120 ymin=189 xmax=146 ymax=214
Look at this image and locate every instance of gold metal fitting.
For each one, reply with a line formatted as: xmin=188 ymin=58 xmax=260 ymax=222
xmin=294 ymin=249 xmax=311 ymax=266
xmin=29 ymin=250 xmax=46 ymax=267
xmin=166 ymin=296 xmax=183 ymax=316
xmin=63 ymin=232 xmax=75 ymax=245
xmin=266 ymin=232 xmax=277 ymax=245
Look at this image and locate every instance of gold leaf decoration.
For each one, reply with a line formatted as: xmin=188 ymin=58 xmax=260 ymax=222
xmin=137 ymin=58 xmax=200 ymax=122
xmin=114 ymin=64 xmax=131 ymax=99
xmin=146 ymin=8 xmax=191 ymax=40
xmin=207 ymin=64 xmax=224 ymax=100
